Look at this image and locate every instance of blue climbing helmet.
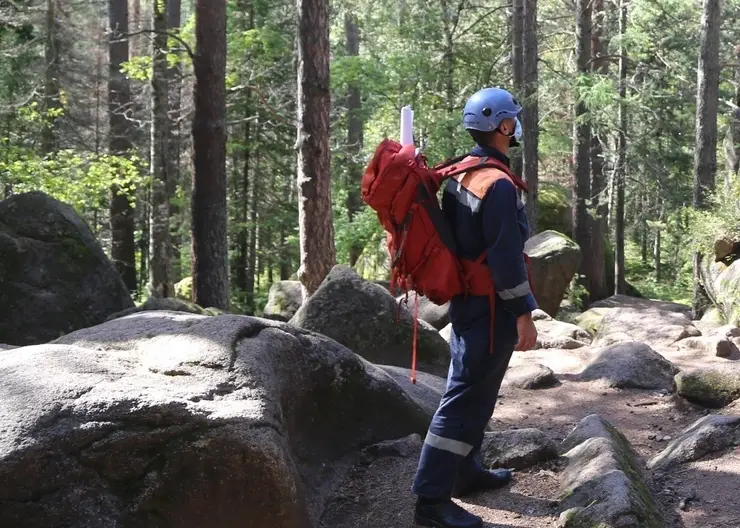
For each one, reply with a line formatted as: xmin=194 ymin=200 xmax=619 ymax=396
xmin=462 ymin=87 xmax=522 ymax=133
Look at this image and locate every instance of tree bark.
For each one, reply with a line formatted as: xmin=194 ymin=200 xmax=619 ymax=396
xmin=168 ymin=0 xmax=183 ymax=281
xmin=192 ymin=0 xmax=229 ymax=310
xmin=511 ymin=0 xmax=524 ymax=177
xmin=149 ymin=0 xmax=173 ymax=298
xmin=521 ymin=0 xmax=538 ymax=232
xmin=245 ymin=124 xmax=259 ymax=315
xmin=296 ymin=0 xmax=335 ymax=298
xmin=587 ymin=0 xmax=609 ymax=302
xmin=572 ymin=0 xmax=592 ymax=304
xmin=693 ymin=0 xmax=721 ymax=209
xmin=615 ymin=0 xmax=628 ymax=295
xmin=345 ymin=12 xmax=364 ymax=266
xmin=42 ymin=0 xmax=61 ymax=153
xmin=108 ymin=0 xmax=137 ymax=292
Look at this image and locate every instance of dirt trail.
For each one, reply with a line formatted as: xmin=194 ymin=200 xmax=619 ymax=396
xmin=322 ymin=369 xmax=740 ymax=528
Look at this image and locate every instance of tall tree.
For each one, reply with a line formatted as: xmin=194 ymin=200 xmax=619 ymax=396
xmin=149 ymin=0 xmax=172 ymax=297
xmin=692 ymin=0 xmax=721 ymax=316
xmin=615 ymin=0 xmax=628 ymax=295
xmin=42 ymin=0 xmax=61 ymax=153
xmin=296 ymin=0 xmax=335 ymax=298
xmin=345 ymin=11 xmax=364 ymax=266
xmin=168 ymin=0 xmax=183 ymax=280
xmin=587 ymin=0 xmax=609 ymax=301
xmin=693 ymin=0 xmax=721 ymax=209
xmin=108 ymin=0 xmax=136 ymax=292
xmin=572 ymin=0 xmax=592 ymax=303
xmin=511 ymin=0 xmax=524 ymax=176
xmin=521 ymin=0 xmax=538 ymax=231
xmin=192 ymin=0 xmax=229 ymax=309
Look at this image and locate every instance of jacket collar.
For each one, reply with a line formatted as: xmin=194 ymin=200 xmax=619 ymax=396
xmin=470 ymin=144 xmax=510 ymax=168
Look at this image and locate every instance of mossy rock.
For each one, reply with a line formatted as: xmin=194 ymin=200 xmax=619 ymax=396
xmin=175 ymin=276 xmax=193 ymax=301
xmin=675 ymin=366 xmax=740 ymax=408
xmin=559 ymin=415 xmax=663 ymax=528
xmin=105 ymin=297 xmax=210 ymax=321
xmin=538 ymin=181 xmax=572 ymax=237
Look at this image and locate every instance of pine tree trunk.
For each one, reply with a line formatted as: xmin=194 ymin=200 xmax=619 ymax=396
xmin=511 ymin=0 xmax=524 ymax=177
xmin=615 ymin=0 xmax=628 ymax=295
xmin=588 ymin=0 xmax=609 ymax=301
xmin=345 ymin=12 xmax=364 ymax=266
xmin=440 ymin=1 xmax=458 ymax=155
xmin=149 ymin=0 xmax=173 ymax=298
xmin=234 ymin=107 xmax=250 ymax=304
xmin=108 ymin=0 xmax=137 ymax=292
xmin=693 ymin=0 xmax=721 ymax=209
xmin=168 ymin=0 xmax=183 ymax=281
xmin=245 ymin=124 xmax=259 ymax=315
xmin=521 ymin=0 xmax=538 ymax=232
xmin=572 ymin=0 xmax=592 ymax=304
xmin=42 ymin=0 xmax=61 ymax=153
xmin=296 ymin=0 xmax=335 ymax=298
xmin=192 ymin=0 xmax=229 ymax=310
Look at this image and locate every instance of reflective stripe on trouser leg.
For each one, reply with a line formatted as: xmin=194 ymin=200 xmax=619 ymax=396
xmin=424 ymin=432 xmax=474 ymax=457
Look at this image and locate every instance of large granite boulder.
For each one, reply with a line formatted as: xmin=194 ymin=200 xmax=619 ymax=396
xmin=395 ymin=292 xmax=449 ymax=330
xmin=0 ymin=191 xmax=134 ymax=345
xmin=575 ymin=295 xmax=691 ymax=337
xmin=558 ymin=415 xmax=663 ymax=527
xmin=106 ymin=297 xmax=212 ymax=320
xmin=524 ymin=230 xmax=581 ymax=317
xmin=674 ymin=364 xmax=740 ymax=407
xmin=533 ymin=311 xmax=591 ymax=349
xmin=576 ymin=342 xmax=679 ymax=390
xmin=0 ymin=312 xmax=428 ymax=527
xmin=290 ymin=266 xmax=450 ymax=375
xmin=262 ymin=280 xmax=303 ymax=321
xmin=700 ymin=257 xmax=740 ymax=326
xmin=588 ymin=298 xmax=699 ymax=350
xmin=538 ymin=181 xmax=572 ymax=237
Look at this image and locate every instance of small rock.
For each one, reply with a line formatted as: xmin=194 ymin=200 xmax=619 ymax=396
xmin=439 ymin=323 xmax=452 ymax=343
xmin=481 ymin=428 xmax=558 ymax=470
xmin=648 ymin=415 xmax=740 ymax=470
xmin=662 ymin=435 xmax=672 ymax=442
xmin=678 ymin=335 xmax=738 ymax=358
xmin=503 ymin=364 xmax=559 ymax=390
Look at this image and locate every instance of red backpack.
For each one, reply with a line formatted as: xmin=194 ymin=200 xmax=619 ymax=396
xmin=361 ymin=138 xmax=530 ymax=382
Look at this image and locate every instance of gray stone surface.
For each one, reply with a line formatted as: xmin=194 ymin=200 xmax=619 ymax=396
xmin=377 ymin=365 xmax=447 ymax=419
xmin=524 ymin=231 xmax=581 ymax=317
xmin=675 ymin=364 xmax=740 ymax=407
xmin=106 ymin=297 xmax=210 ymax=321
xmin=0 ymin=312 xmax=428 ymax=528
xmin=648 ymin=415 xmax=740 ymax=470
xmin=0 ymin=191 xmax=133 ymax=345
xmin=262 ymin=280 xmax=303 ymax=321
xmin=503 ymin=364 xmax=559 ymax=390
xmin=558 ymin=415 xmax=663 ymax=527
xmin=534 ymin=318 xmax=592 ymax=350
xmin=576 ymin=342 xmax=679 ymax=390
xmin=396 ymin=291 xmax=450 ymax=330
xmin=290 ymin=266 xmax=450 ymax=375
xmin=677 ymin=335 xmax=739 ymax=358
xmin=481 ymin=428 xmax=558 ymax=470
xmin=593 ymin=306 xmax=700 ymax=350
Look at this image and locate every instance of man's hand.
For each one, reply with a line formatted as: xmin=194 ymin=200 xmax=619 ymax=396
xmin=514 ymin=312 xmax=537 ymax=351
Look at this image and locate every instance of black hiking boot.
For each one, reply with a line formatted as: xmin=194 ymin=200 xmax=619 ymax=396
xmin=452 ymin=468 xmax=512 ymax=498
xmin=414 ymin=498 xmax=483 ymax=528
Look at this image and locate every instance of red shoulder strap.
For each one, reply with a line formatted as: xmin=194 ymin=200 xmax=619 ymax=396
xmin=436 ymin=156 xmax=529 ymax=192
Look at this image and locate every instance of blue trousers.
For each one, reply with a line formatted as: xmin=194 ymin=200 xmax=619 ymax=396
xmin=412 ymin=301 xmax=517 ymax=500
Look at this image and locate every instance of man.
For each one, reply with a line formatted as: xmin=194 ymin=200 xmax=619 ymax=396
xmin=411 ymin=87 xmax=538 ymax=528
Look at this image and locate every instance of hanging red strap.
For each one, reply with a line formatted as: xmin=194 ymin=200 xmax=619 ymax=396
xmin=488 ymin=287 xmax=496 ymax=354
xmin=411 ymin=292 xmax=419 ymax=384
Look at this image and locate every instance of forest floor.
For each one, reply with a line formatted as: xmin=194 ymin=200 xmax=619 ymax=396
xmin=321 ymin=346 xmax=740 ymax=528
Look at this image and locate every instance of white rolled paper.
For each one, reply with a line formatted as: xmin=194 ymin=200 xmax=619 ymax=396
xmin=400 ymin=105 xmax=414 ymax=146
